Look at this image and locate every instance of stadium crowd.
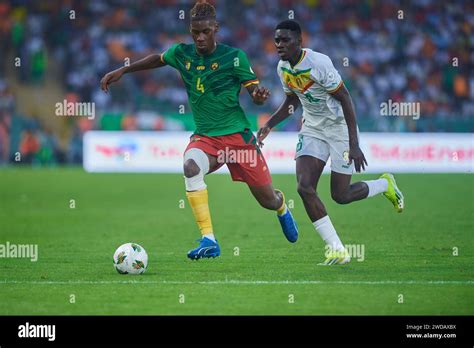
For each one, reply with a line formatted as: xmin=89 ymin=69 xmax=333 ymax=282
xmin=0 ymin=0 xmax=472 ymax=165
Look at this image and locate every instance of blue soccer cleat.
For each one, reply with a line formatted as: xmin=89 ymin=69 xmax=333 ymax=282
xmin=187 ymin=237 xmax=221 ymax=260
xmin=277 ymin=208 xmax=299 ymax=243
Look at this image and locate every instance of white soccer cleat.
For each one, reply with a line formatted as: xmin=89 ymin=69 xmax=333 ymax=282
xmin=318 ymin=248 xmax=351 ymax=266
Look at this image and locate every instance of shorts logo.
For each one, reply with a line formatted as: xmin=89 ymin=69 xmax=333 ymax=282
xmin=211 ymin=62 xmax=219 ymax=70
xmin=343 ymin=151 xmax=350 ymax=163
xmin=296 ymin=136 xmax=304 ymax=152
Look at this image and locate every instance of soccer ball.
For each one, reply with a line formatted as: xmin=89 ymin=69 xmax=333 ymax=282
xmin=113 ymin=243 xmax=148 ymax=275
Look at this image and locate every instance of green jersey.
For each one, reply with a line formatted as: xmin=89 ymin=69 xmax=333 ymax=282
xmin=162 ymin=43 xmax=259 ymax=136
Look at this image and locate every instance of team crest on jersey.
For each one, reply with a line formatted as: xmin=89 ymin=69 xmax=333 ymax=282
xmin=282 ymin=68 xmax=314 ymax=93
xmin=211 ymin=62 xmax=219 ymax=70
xmin=185 ymin=61 xmax=191 ymax=71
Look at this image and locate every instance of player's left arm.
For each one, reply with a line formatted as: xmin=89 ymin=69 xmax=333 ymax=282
xmin=330 ymin=84 xmax=368 ymax=172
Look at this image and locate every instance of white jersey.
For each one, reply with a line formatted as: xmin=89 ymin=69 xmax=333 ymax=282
xmin=277 ymin=48 xmax=350 ymax=141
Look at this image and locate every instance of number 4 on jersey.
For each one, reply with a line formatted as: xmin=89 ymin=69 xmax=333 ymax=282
xmin=196 ymin=78 xmax=205 ymax=93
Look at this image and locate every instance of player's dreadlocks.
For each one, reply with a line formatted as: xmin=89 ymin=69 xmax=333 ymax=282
xmin=190 ymin=0 xmax=216 ymax=21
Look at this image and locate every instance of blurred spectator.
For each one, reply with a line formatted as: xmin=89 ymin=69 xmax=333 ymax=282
xmin=19 ymin=129 xmax=39 ymax=163
xmin=36 ymin=127 xmax=64 ymax=165
xmin=0 ymin=112 xmax=9 ymax=164
xmin=68 ymin=125 xmax=83 ymax=164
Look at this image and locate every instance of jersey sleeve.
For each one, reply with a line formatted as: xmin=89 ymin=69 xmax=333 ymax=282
xmin=162 ymin=43 xmax=182 ymax=70
xmin=277 ymin=62 xmax=295 ymax=95
xmin=234 ymin=50 xmax=259 ymax=87
xmin=309 ymin=53 xmax=343 ymax=93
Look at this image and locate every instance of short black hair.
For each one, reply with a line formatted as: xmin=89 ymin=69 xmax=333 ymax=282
xmin=191 ymin=1 xmax=216 ymax=21
xmin=275 ymin=20 xmax=302 ymax=35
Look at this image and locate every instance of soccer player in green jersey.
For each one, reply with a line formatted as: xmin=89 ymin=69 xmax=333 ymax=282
xmin=100 ymin=1 xmax=298 ymax=260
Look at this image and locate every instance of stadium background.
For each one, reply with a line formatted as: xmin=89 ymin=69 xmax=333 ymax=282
xmin=0 ymin=0 xmax=473 ymax=318
xmin=0 ymin=0 xmax=472 ymax=166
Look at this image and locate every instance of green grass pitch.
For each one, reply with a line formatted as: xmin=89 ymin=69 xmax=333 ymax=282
xmin=0 ymin=168 xmax=473 ymax=315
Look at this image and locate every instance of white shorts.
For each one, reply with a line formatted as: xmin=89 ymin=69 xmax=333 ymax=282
xmin=295 ymin=134 xmax=354 ymax=175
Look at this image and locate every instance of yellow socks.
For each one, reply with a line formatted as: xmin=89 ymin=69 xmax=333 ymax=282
xmin=186 ymin=189 xmax=213 ymax=236
xmin=186 ymin=189 xmax=286 ymax=235
xmin=275 ymin=189 xmax=287 ymax=216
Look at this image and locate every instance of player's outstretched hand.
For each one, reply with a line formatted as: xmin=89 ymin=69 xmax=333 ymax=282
xmin=257 ymin=125 xmax=272 ymax=148
xmin=252 ymin=86 xmax=270 ymax=105
xmin=100 ymin=68 xmax=125 ymax=93
xmin=349 ymin=145 xmax=368 ymax=173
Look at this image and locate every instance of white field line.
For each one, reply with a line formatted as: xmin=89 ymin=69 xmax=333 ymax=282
xmin=0 ymin=280 xmax=473 ymax=285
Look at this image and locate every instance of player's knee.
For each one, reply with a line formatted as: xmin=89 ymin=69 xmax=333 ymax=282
xmin=331 ymin=190 xmax=350 ymax=205
xmin=183 ymin=159 xmax=201 ymax=178
xmin=297 ymin=183 xmax=315 ymax=199
xmin=183 ymin=149 xmax=210 ymax=191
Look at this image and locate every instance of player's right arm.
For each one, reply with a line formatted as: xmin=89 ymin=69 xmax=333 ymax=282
xmin=257 ymin=93 xmax=300 ymax=147
xmin=257 ymin=60 xmax=301 ymax=146
xmin=100 ymin=54 xmax=167 ymax=93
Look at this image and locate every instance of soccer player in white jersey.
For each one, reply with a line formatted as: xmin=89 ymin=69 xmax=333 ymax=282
xmin=258 ymin=20 xmax=404 ymax=265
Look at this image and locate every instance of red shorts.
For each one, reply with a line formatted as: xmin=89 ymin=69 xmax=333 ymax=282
xmin=185 ymin=130 xmax=272 ymax=187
